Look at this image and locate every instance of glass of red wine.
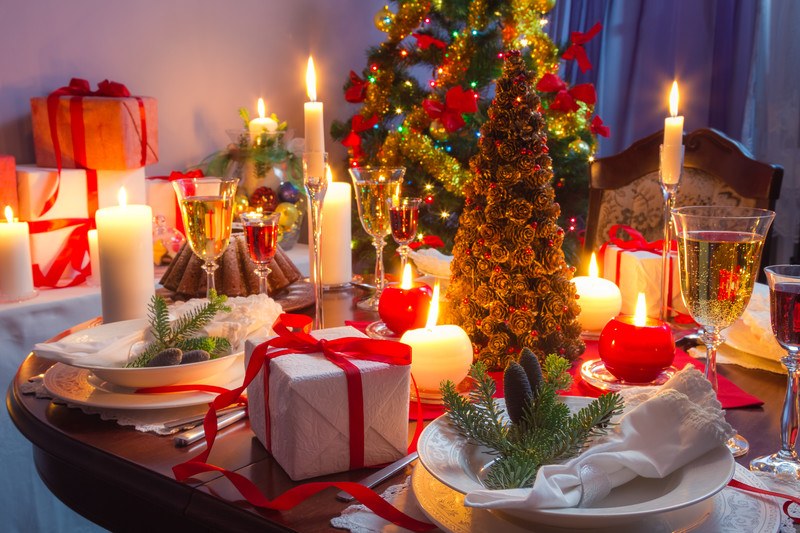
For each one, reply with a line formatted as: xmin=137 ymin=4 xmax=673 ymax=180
xmin=388 ymin=196 xmax=422 ymax=273
xmin=750 ymin=265 xmax=800 ymax=480
xmin=240 ymin=211 xmax=281 ymax=296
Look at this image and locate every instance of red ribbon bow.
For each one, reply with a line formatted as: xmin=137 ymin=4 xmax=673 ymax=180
xmin=590 ymin=115 xmax=611 ymax=137
xmin=536 ymin=73 xmax=596 ymax=113
xmin=562 ymin=22 xmax=602 ymax=73
xmin=150 ymin=314 xmax=433 ymax=531
xmin=344 ymin=71 xmax=368 ymax=103
xmin=341 ymin=114 xmax=379 ymax=160
xmin=413 ymin=32 xmax=446 ymax=50
xmin=422 ymin=86 xmax=478 ymax=132
xmin=409 ymin=234 xmax=445 ymax=250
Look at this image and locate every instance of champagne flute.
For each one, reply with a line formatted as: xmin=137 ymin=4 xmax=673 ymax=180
xmin=389 ymin=196 xmax=421 ymax=273
xmin=240 ymin=211 xmax=281 ymax=296
xmin=172 ymin=177 xmax=238 ymax=298
xmin=672 ymin=205 xmax=775 ymax=456
xmin=348 ymin=167 xmax=405 ymax=310
xmin=750 ymin=265 xmax=800 ymax=479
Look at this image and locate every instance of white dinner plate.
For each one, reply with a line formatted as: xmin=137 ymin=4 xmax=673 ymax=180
xmin=417 ymin=397 xmax=735 ymax=528
xmin=43 ymin=356 xmax=245 ymax=410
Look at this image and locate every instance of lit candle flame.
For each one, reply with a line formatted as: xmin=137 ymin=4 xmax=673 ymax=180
xmin=401 ymin=263 xmax=413 ymax=289
xmin=4 ymin=205 xmax=13 ymax=223
xmin=306 ymin=56 xmax=317 ymax=102
xmin=669 ymin=81 xmax=680 ymax=118
xmin=425 ymin=282 xmax=440 ymax=329
xmin=588 ymin=252 xmax=599 ymax=278
xmin=257 ymin=97 xmax=266 ymax=119
xmin=326 ymin=164 xmax=333 ymax=184
xmin=117 ymin=187 xmax=127 ymax=207
xmin=634 ymin=292 xmax=647 ymax=326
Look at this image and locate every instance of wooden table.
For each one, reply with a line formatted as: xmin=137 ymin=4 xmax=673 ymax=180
xmin=6 ymin=286 xmax=789 ymax=532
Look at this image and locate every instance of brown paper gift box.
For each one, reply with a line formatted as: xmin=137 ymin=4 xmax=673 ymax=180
xmin=0 ymin=155 xmax=18 ymax=213
xmin=31 ymin=95 xmax=158 ymax=170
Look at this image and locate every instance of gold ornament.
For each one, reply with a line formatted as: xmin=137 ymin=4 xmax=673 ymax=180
xmin=568 ymin=139 xmax=590 ymax=156
xmin=532 ymin=0 xmax=557 ymax=12
xmin=233 ymin=193 xmax=250 ymax=215
xmin=374 ymin=5 xmax=394 ymax=32
xmin=429 ymin=119 xmax=448 ymax=141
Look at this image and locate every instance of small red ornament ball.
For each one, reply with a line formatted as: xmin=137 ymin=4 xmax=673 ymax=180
xmin=250 ymin=187 xmax=279 ymax=212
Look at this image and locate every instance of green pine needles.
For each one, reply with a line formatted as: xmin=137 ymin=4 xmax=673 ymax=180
xmin=442 ymin=349 xmax=623 ymax=489
xmin=126 ymin=290 xmax=233 ymax=368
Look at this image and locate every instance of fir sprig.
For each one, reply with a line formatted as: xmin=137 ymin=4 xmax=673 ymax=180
xmin=126 ymin=290 xmax=232 ymax=368
xmin=442 ymin=349 xmax=624 ymax=490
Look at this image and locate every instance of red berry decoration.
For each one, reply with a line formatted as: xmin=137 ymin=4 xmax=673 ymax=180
xmin=250 ymin=187 xmax=278 ymax=212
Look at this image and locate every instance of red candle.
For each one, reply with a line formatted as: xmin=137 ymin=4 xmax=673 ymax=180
xmin=598 ymin=293 xmax=675 ymax=383
xmin=379 ymin=264 xmax=433 ymax=335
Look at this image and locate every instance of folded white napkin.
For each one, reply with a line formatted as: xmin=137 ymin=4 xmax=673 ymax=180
xmin=33 ymin=293 xmax=283 ymax=367
xmin=408 ymin=249 xmax=452 ymax=278
xmin=463 ymin=367 xmax=734 ymax=510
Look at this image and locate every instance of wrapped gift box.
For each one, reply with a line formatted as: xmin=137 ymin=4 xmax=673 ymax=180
xmin=31 ymin=95 xmax=158 ymax=170
xmin=602 ymin=244 xmax=687 ymax=318
xmin=245 ymin=326 xmax=410 ymax=481
xmin=145 ymin=178 xmax=179 ymax=230
xmin=16 ymin=165 xmax=146 ymax=279
xmin=0 ymin=155 xmax=18 ymax=214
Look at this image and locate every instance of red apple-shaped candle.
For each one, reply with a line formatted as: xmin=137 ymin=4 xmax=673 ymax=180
xmin=599 ymin=293 xmax=675 ymax=383
xmin=378 ymin=264 xmax=433 ymax=335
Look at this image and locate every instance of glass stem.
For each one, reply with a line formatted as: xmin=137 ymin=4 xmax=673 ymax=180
xmin=374 ymin=236 xmax=387 ymax=299
xmin=701 ymin=327 xmax=723 ymax=393
xmin=308 ymin=191 xmax=325 ymax=329
xmin=399 ymin=245 xmax=409 ymax=273
xmin=780 ymin=354 xmax=800 ymax=459
xmin=660 ymin=184 xmax=677 ymax=322
xmin=202 ymin=260 xmax=219 ymax=299
xmin=256 ymin=265 xmax=271 ymax=296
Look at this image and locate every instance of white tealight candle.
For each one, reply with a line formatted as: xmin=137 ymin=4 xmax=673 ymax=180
xmin=661 ymin=81 xmax=684 ymax=185
xmin=572 ymin=253 xmax=622 ymax=333
xmin=249 ymin=98 xmax=278 ymax=136
xmin=304 ymin=56 xmax=326 ymax=178
xmin=318 ymin=166 xmax=352 ymax=286
xmin=0 ymin=206 xmax=36 ymax=302
xmin=96 ymin=188 xmax=154 ymax=323
xmin=401 ymin=283 xmax=473 ymax=393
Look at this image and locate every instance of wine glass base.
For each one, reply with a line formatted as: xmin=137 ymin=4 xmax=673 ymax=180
xmin=365 ymin=320 xmax=400 ymax=340
xmin=356 ymin=294 xmax=380 ymax=311
xmin=726 ymin=434 xmax=750 ymax=457
xmin=749 ymin=452 xmax=800 ymax=480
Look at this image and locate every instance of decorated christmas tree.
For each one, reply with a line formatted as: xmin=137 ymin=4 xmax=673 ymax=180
xmin=447 ymin=51 xmax=584 ymax=370
xmin=331 ymin=0 xmax=608 ymax=270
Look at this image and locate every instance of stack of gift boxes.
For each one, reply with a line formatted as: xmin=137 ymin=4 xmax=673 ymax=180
xmin=3 ymin=80 xmax=158 ymax=286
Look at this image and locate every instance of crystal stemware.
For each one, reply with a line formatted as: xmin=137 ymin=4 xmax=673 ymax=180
xmin=348 ymin=166 xmax=405 ymax=310
xmin=388 ymin=196 xmax=421 ymax=273
xmin=672 ymin=205 xmax=775 ymax=457
xmin=240 ymin=211 xmax=281 ymax=296
xmin=171 ymin=177 xmax=238 ymax=298
xmin=303 ymin=152 xmax=328 ymax=329
xmin=750 ymin=265 xmax=800 ymax=479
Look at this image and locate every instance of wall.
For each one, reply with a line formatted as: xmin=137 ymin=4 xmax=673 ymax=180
xmin=0 ymin=0 xmax=384 ymax=176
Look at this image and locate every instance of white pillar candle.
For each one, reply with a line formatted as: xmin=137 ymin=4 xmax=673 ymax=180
xmin=401 ymin=283 xmax=473 ymax=392
xmin=661 ymin=81 xmax=684 ymax=185
xmin=318 ymin=167 xmax=352 ymax=285
xmin=249 ymin=98 xmax=278 ymax=136
xmin=96 ymin=188 xmax=154 ymax=323
xmin=572 ymin=253 xmax=622 ymax=333
xmin=304 ymin=56 xmax=326 ymax=178
xmin=0 ymin=206 xmax=36 ymax=302
xmin=87 ymin=228 xmax=101 ymax=285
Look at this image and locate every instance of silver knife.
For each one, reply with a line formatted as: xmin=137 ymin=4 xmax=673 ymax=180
xmin=164 ymin=405 xmax=245 ymax=430
xmin=173 ymin=409 xmax=247 ymax=447
xmin=335 ymin=451 xmax=419 ymax=502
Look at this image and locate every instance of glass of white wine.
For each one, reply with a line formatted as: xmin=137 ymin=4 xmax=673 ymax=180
xmin=672 ymin=205 xmax=775 ymax=456
xmin=348 ymin=166 xmax=405 ymax=310
xmin=172 ymin=177 xmax=238 ymax=298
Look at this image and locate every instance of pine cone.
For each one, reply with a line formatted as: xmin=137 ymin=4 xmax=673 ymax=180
xmin=504 ymin=362 xmax=533 ymax=425
xmin=519 ymin=348 xmax=544 ymax=399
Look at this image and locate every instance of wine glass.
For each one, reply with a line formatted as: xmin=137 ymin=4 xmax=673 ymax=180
xmin=672 ymin=205 xmax=775 ymax=457
xmin=388 ymin=196 xmax=421 ymax=273
xmin=750 ymin=265 xmax=800 ymax=479
xmin=172 ymin=177 xmax=238 ymax=298
xmin=348 ymin=166 xmax=405 ymax=310
xmin=240 ymin=211 xmax=281 ymax=296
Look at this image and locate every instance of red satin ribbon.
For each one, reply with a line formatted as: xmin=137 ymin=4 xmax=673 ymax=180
xmin=146 ymin=169 xmax=203 ymax=235
xmin=728 ymin=479 xmax=800 ymax=523
xmin=413 ymin=32 xmax=446 ymax=50
xmin=342 ymin=114 xmax=379 ymax=160
xmin=28 ymin=217 xmax=93 ymax=288
xmin=590 ymin=115 xmax=610 ymax=138
xmin=146 ymin=314 xmax=432 ymax=531
xmin=422 ymin=86 xmax=478 ymax=132
xmin=344 ymin=71 xmax=368 ymax=104
xmin=562 ymin=22 xmax=602 ymax=73
xmin=536 ymin=73 xmax=597 ymax=113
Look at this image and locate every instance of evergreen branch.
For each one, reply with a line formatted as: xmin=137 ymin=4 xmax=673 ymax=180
xmin=148 ymin=295 xmax=171 ymax=345
xmin=168 ymin=290 xmax=231 ymax=344
xmin=175 ymin=336 xmax=232 ymax=358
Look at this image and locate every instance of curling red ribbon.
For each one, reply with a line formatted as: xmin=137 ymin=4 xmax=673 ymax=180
xmin=146 ymin=169 xmax=203 ymax=235
xmin=562 ymin=22 xmax=602 ymax=73
xmin=147 ymin=314 xmax=432 ymax=531
xmin=422 ymin=86 xmax=478 ymax=132
xmin=413 ymin=32 xmax=446 ymax=50
xmin=728 ymin=479 xmax=800 ymax=524
xmin=344 ymin=71 xmax=368 ymax=103
xmin=536 ymin=73 xmax=596 ymax=113
xmin=42 ymin=78 xmax=147 ymax=217
xmin=342 ymin=114 xmax=379 ymax=160
xmin=28 ymin=217 xmax=93 ymax=288
xmin=590 ymin=115 xmax=610 ymax=138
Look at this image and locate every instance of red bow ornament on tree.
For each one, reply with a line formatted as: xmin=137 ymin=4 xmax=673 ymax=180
xmin=422 ymin=86 xmax=478 ymax=132
xmin=413 ymin=33 xmax=446 ymax=50
xmin=344 ymin=71 xmax=368 ymax=103
xmin=590 ymin=115 xmax=610 ymax=137
xmin=562 ymin=22 xmax=602 ymax=73
xmin=535 ymin=73 xmax=596 ymax=113
xmin=342 ymin=114 xmax=379 ymax=160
